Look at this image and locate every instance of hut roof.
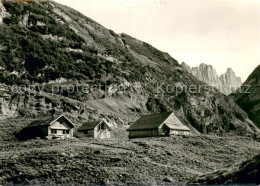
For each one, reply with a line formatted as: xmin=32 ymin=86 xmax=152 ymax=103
xmin=78 ymin=121 xmax=111 ymax=131
xmin=164 ymin=123 xmax=190 ymax=131
xmin=26 ymin=115 xmax=75 ymax=129
xmin=127 ymin=112 xmax=190 ymax=131
xmin=127 ymin=112 xmax=172 ymax=131
xmin=164 ymin=112 xmax=190 ymax=131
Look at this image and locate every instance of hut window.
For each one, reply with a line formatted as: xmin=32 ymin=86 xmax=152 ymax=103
xmin=63 ymin=130 xmax=69 ymax=134
xmin=51 ymin=129 xmax=57 ymax=134
xmin=100 ymin=123 xmax=105 ymax=130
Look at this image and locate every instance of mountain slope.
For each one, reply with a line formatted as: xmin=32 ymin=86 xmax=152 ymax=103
xmin=231 ymin=65 xmax=260 ymax=128
xmin=0 ymin=1 xmax=258 ymax=135
xmin=182 ymin=63 xmax=242 ymax=95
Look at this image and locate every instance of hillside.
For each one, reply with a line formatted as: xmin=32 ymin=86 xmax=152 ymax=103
xmin=0 ymin=0 xmax=258 ymax=135
xmin=231 ymin=65 xmax=260 ymax=128
xmin=194 ymin=153 xmax=260 ymax=184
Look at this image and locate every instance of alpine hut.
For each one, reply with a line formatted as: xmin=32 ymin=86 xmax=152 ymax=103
xmin=77 ymin=120 xmax=111 ymax=139
xmin=127 ymin=112 xmax=190 ymax=138
xmin=19 ymin=114 xmax=75 ymax=140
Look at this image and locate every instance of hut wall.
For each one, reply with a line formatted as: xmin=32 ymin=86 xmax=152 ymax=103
xmin=48 ymin=118 xmax=74 ymax=137
xmin=158 ymin=128 xmax=164 ymax=135
xmin=94 ymin=127 xmax=98 ymax=138
xmin=106 ymin=131 xmax=111 ymax=139
xmin=20 ymin=126 xmax=49 ymax=140
xmin=88 ymin=130 xmax=95 ymax=138
xmin=79 ymin=129 xmax=95 ymax=138
xmin=128 ymin=129 xmax=159 ymax=138
xmin=94 ymin=128 xmax=110 ymax=139
xmin=170 ymin=130 xmax=190 ymax=135
xmin=39 ymin=126 xmax=49 ymax=137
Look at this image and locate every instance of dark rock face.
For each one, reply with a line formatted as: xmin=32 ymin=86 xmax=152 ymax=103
xmin=231 ymin=65 xmax=260 ymax=128
xmin=182 ymin=63 xmax=242 ymax=95
xmin=0 ymin=1 xmax=258 ymax=134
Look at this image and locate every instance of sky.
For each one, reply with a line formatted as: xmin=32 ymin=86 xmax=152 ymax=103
xmin=55 ymin=0 xmax=260 ymax=82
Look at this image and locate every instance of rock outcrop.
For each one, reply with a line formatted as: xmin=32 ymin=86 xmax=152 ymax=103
xmin=0 ymin=2 xmax=8 ymax=24
xmin=182 ymin=62 xmax=242 ymax=95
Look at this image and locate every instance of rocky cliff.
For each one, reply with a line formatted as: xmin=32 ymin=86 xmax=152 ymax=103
xmin=220 ymin=68 xmax=242 ymax=93
xmin=183 ymin=63 xmax=221 ymax=87
xmin=0 ymin=1 xmax=258 ymax=135
xmin=231 ymin=65 xmax=260 ymax=128
xmin=182 ymin=63 xmax=242 ymax=95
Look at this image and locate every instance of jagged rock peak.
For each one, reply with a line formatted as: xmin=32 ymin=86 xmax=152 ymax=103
xmin=225 ymin=68 xmax=236 ymax=76
xmin=219 ymin=68 xmax=242 ymax=88
xmin=181 ymin=62 xmax=242 ymax=95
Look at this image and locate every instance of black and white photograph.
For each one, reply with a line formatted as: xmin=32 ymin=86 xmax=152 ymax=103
xmin=0 ymin=0 xmax=259 ymax=185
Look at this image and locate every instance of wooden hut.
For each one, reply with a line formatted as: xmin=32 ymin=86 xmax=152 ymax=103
xmin=19 ymin=114 xmax=75 ymax=140
xmin=77 ymin=120 xmax=111 ymax=139
xmin=127 ymin=112 xmax=190 ymax=138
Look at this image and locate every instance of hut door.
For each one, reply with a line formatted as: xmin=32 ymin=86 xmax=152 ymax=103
xmin=99 ymin=122 xmax=105 ymax=130
xmin=163 ymin=125 xmax=170 ymax=136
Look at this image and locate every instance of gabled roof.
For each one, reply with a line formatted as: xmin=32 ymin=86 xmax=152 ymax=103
xmin=163 ymin=112 xmax=190 ymax=131
xmin=127 ymin=112 xmax=172 ymax=131
xmin=164 ymin=123 xmax=190 ymax=131
xmin=78 ymin=120 xmax=111 ymax=131
xmin=26 ymin=114 xmax=75 ymax=128
xmin=127 ymin=112 xmax=191 ymax=132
